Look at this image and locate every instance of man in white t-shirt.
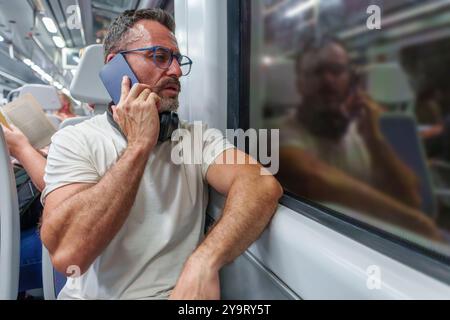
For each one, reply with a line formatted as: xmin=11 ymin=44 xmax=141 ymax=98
xmin=40 ymin=9 xmax=282 ymax=300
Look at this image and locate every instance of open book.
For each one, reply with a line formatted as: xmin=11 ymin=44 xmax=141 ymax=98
xmin=0 ymin=93 xmax=57 ymax=149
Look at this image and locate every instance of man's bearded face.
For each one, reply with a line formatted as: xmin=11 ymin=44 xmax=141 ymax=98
xmin=297 ymin=44 xmax=352 ymax=140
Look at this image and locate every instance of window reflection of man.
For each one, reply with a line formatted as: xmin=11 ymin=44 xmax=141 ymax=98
xmin=277 ymin=38 xmax=443 ymax=241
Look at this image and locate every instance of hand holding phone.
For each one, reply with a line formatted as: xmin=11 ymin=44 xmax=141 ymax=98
xmin=99 ymin=53 xmax=179 ymax=143
xmin=111 ymin=76 xmax=161 ymax=150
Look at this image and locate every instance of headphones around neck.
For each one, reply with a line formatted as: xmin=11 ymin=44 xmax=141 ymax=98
xmin=107 ymin=106 xmax=179 ymax=143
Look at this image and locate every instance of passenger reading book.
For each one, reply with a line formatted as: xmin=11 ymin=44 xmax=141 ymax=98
xmin=0 ymin=93 xmax=56 ymax=149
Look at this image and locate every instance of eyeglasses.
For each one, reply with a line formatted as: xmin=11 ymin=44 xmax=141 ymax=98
xmin=119 ymin=46 xmax=193 ymax=76
xmin=310 ymin=63 xmax=349 ymax=77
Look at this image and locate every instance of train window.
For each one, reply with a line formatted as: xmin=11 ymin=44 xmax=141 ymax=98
xmin=248 ymin=0 xmax=450 ymax=260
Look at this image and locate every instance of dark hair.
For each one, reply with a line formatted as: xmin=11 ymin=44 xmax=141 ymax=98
xmin=295 ymin=35 xmax=348 ymax=72
xmin=103 ymin=9 xmax=175 ymax=61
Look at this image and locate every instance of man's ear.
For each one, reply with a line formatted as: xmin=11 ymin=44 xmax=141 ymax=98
xmin=105 ymin=53 xmax=116 ymax=63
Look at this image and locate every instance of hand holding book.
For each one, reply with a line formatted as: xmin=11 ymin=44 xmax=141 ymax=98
xmin=0 ymin=93 xmax=56 ymax=149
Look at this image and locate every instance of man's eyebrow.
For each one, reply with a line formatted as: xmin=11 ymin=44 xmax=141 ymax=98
xmin=151 ymin=45 xmax=180 ymax=53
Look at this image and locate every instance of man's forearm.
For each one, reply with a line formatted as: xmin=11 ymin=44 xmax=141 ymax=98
xmin=15 ymin=144 xmax=46 ymax=191
xmin=191 ymin=173 xmax=282 ymax=270
xmin=43 ymin=144 xmax=151 ymax=273
xmin=281 ymin=156 xmax=439 ymax=239
xmin=316 ymin=168 xmax=440 ymax=239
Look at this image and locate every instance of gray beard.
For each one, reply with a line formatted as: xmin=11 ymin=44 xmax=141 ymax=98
xmin=159 ymin=97 xmax=179 ymax=112
xmin=298 ymin=98 xmax=351 ymax=141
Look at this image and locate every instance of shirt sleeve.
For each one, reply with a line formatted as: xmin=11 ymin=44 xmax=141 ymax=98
xmin=201 ymin=126 xmax=235 ymax=180
xmin=41 ymin=126 xmax=100 ymax=204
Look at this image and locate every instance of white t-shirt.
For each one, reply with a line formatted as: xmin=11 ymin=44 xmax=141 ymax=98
xmin=273 ymin=114 xmax=373 ymax=184
xmin=41 ymin=113 xmax=234 ymax=300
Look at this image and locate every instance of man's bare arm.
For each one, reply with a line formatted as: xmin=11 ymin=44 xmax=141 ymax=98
xmin=278 ymin=147 xmax=441 ymax=240
xmin=367 ymin=135 xmax=422 ymax=209
xmin=41 ymin=144 xmax=152 ymax=275
xmin=200 ymin=150 xmax=282 ymax=267
xmin=41 ymin=77 xmax=161 ymax=275
xmin=1 ymin=124 xmax=46 ymax=191
xmin=353 ymin=93 xmax=421 ymax=208
xmin=170 ymin=149 xmax=283 ymax=299
xmin=14 ymin=145 xmax=47 ymax=192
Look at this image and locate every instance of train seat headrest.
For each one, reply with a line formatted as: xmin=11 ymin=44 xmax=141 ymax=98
xmin=7 ymin=84 xmax=60 ymax=111
xmin=70 ymin=44 xmax=110 ymax=105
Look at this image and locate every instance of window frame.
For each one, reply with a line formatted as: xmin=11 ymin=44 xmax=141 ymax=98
xmin=227 ymin=0 xmax=450 ymax=285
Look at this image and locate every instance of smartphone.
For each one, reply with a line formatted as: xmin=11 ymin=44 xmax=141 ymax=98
xmin=99 ymin=53 xmax=179 ymax=142
xmin=99 ymin=54 xmax=139 ymax=105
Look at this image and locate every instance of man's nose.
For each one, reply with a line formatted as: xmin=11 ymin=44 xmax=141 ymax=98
xmin=166 ymin=58 xmax=182 ymax=78
xmin=321 ymin=71 xmax=338 ymax=87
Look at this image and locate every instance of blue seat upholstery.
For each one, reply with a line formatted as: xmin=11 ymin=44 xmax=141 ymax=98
xmin=19 ymin=227 xmax=42 ymax=293
xmin=379 ymin=114 xmax=437 ymax=218
xmin=54 ymin=269 xmax=67 ymax=297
